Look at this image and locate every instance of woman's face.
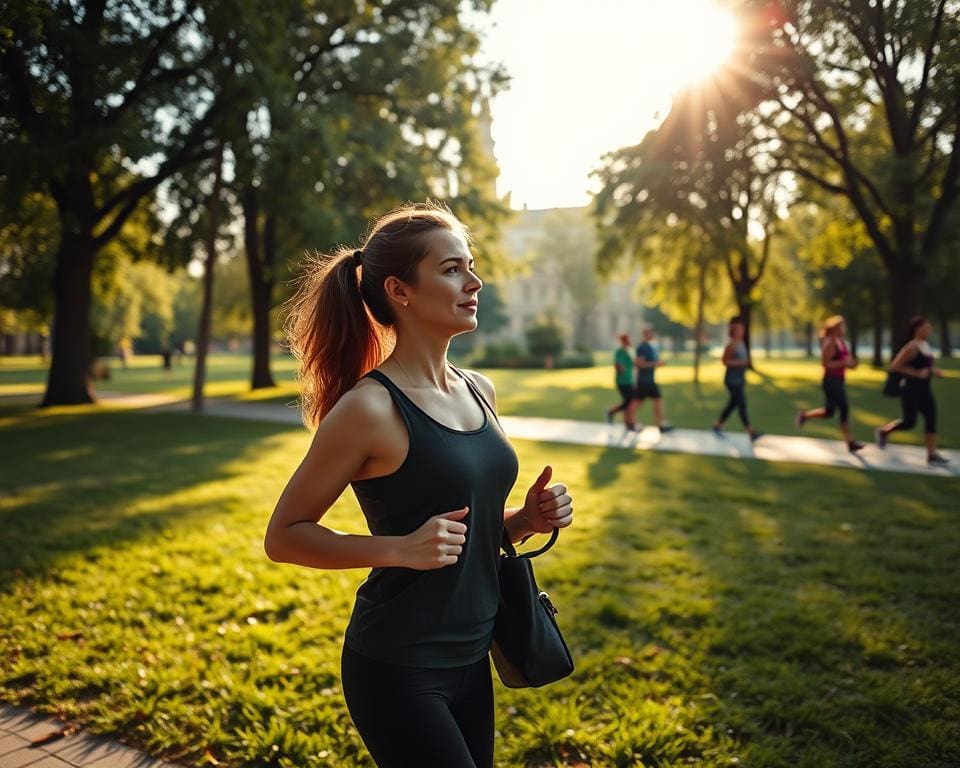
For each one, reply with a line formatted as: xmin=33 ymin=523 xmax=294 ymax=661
xmin=916 ymin=321 xmax=932 ymax=340
xmin=401 ymin=228 xmax=482 ymax=335
xmin=730 ymin=323 xmax=744 ymax=341
xmin=834 ymin=322 xmax=846 ymax=338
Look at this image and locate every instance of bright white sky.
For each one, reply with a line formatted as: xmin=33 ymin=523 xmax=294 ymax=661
xmin=475 ymin=0 xmax=738 ymax=210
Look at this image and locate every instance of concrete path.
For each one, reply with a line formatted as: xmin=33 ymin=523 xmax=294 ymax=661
xmin=4 ymin=391 xmax=958 ymax=477
xmin=0 ymin=703 xmax=181 ymax=768
xmin=137 ymin=393 xmax=959 ymax=477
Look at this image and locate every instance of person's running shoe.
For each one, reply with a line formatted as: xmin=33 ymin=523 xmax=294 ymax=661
xmin=605 ymin=411 xmax=613 ymax=425
xmin=712 ymin=425 xmax=723 ymax=437
xmin=749 ymin=431 xmax=763 ymax=443
xmin=658 ymin=424 xmax=674 ymax=434
xmin=794 ymin=411 xmax=806 ymax=429
xmin=928 ymin=452 xmax=950 ymax=466
xmin=848 ymin=440 xmax=865 ymax=453
xmin=874 ymin=427 xmax=887 ymax=449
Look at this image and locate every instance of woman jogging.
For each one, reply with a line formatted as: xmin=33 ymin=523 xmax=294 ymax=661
xmin=875 ymin=316 xmax=949 ymax=466
xmin=606 ymin=332 xmax=638 ymax=430
xmin=627 ymin=327 xmax=673 ymax=434
xmin=263 ymin=203 xmax=575 ymax=767
xmin=795 ymin=315 xmax=864 ymax=453
xmin=712 ymin=316 xmax=761 ymax=441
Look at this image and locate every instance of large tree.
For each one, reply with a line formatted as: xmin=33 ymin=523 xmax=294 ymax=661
xmin=740 ymin=0 xmax=960 ymax=341
xmin=232 ymin=0 xmax=508 ymax=390
xmin=594 ymin=83 xmax=783 ymax=350
xmin=0 ymin=0 xmax=272 ymax=405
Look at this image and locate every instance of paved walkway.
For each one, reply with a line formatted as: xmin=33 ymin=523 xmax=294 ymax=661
xmin=4 ymin=390 xmax=958 ymax=477
xmin=0 ymin=703 xmax=180 ymax=768
xmin=157 ymin=395 xmax=958 ymax=478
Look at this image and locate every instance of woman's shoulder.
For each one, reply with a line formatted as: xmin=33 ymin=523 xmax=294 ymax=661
xmin=458 ymin=367 xmax=497 ymax=404
xmin=327 ymin=375 xmax=396 ymax=425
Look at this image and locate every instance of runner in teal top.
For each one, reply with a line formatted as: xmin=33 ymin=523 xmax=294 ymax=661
xmin=628 ymin=327 xmax=673 ymax=434
xmin=606 ymin=333 xmax=638 ymax=429
xmin=712 ymin=316 xmax=761 ymax=441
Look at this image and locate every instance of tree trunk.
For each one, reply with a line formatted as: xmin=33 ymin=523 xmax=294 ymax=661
xmin=940 ymin=311 xmax=952 ymax=357
xmin=872 ymin=290 xmax=884 ymax=367
xmin=692 ymin=254 xmax=706 ymax=390
xmin=763 ymin=311 xmax=772 ymax=358
xmin=737 ymin=294 xmax=754 ymax=369
xmin=848 ymin=316 xmax=859 ymax=359
xmin=804 ymin=321 xmax=814 ymax=357
xmin=41 ymin=235 xmax=96 ymax=406
xmin=243 ymin=188 xmax=277 ymax=390
xmin=192 ymin=145 xmax=225 ymax=413
xmin=888 ymin=265 xmax=923 ymax=352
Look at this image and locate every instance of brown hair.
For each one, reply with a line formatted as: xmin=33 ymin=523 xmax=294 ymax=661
xmin=283 ymin=202 xmax=470 ymax=428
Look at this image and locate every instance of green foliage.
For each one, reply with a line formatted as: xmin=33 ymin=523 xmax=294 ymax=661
xmin=525 ymin=319 xmax=566 ymax=359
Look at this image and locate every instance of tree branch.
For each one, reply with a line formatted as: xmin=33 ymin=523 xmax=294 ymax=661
xmin=103 ymin=4 xmax=201 ymax=125
xmin=910 ymin=0 xmax=947 ymax=136
xmin=921 ymin=100 xmax=960 ymax=259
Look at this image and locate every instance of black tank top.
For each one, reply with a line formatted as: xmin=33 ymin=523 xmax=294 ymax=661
xmin=344 ymin=367 xmax=519 ymax=668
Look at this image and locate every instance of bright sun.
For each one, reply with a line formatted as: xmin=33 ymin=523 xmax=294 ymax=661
xmin=481 ymin=0 xmax=744 ymax=209
xmin=659 ymin=4 xmax=740 ymax=86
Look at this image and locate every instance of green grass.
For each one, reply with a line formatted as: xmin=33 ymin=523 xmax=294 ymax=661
xmin=1 ymin=404 xmax=958 ymax=767
xmin=4 ymin=352 xmax=957 ymax=447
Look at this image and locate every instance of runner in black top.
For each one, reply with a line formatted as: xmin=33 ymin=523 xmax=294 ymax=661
xmin=875 ymin=316 xmax=948 ymax=466
xmin=264 ymin=203 xmax=575 ymax=767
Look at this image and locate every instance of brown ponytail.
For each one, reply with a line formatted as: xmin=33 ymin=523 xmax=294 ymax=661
xmin=284 ymin=201 xmax=469 ymax=428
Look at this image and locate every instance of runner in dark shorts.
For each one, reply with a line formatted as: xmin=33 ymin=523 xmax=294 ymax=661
xmin=627 ymin=327 xmax=673 ymax=434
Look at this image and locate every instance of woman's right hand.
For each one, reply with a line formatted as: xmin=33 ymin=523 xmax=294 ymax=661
xmin=400 ymin=507 xmax=469 ymax=570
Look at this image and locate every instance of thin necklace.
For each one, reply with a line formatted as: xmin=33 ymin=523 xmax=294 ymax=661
xmin=393 ymin=356 xmax=415 ymax=388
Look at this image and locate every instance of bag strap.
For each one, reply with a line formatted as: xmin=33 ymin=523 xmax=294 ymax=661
xmin=501 ymin=527 xmax=559 ymax=560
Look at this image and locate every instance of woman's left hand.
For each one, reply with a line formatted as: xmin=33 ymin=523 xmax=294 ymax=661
xmin=521 ymin=466 xmax=573 ymax=535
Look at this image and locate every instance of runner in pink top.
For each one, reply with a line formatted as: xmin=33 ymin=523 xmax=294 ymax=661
xmin=795 ymin=315 xmax=864 ymax=453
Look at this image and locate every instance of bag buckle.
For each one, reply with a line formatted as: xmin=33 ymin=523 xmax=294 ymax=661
xmin=538 ymin=591 xmax=558 ymax=616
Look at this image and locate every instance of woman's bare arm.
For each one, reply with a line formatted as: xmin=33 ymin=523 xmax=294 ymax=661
xmin=265 ymin=383 xmax=470 ymax=572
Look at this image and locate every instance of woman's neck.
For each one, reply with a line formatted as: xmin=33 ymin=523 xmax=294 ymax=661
xmin=387 ymin=332 xmax=454 ymax=390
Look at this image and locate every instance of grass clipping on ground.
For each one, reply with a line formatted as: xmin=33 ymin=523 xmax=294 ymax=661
xmin=1 ymin=406 xmax=958 ymax=767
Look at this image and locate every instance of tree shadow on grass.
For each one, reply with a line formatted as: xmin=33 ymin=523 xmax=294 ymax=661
xmin=613 ymin=454 xmax=960 ymax=767
xmin=0 ymin=404 xmax=302 ymax=583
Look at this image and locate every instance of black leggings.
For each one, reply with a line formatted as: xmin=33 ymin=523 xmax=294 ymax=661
xmin=718 ymin=382 xmax=749 ymax=427
xmin=892 ymin=383 xmax=937 ymax=434
xmin=609 ymin=383 xmax=634 ymax=414
xmin=822 ymin=377 xmax=849 ymax=423
xmin=341 ymin=644 xmax=494 ymax=768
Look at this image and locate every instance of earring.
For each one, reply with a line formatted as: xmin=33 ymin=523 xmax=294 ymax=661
xmin=402 ymin=300 xmax=409 ymax=307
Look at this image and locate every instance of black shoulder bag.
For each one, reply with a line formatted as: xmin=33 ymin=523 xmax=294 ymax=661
xmin=491 ymin=527 xmax=574 ymax=688
xmin=882 ymin=370 xmax=903 ymax=397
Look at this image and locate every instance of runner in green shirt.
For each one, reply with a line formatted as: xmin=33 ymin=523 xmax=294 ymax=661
xmin=605 ymin=333 xmax=638 ymax=430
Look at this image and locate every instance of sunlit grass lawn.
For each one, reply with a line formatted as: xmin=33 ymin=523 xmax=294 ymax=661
xmin=1 ymin=404 xmax=958 ymax=767
xmin=4 ymin=352 xmax=958 ymax=447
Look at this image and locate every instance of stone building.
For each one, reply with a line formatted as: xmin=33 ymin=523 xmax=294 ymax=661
xmin=475 ymin=103 xmax=643 ymax=351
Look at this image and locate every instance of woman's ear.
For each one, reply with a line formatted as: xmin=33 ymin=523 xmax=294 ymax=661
xmin=383 ymin=275 xmax=411 ymax=308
